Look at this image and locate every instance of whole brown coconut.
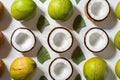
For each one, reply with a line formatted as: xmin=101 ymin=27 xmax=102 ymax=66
xmin=0 ymin=59 xmax=5 ymax=77
xmin=0 ymin=1 xmax=4 ymax=19
xmin=0 ymin=31 xmax=4 ymax=46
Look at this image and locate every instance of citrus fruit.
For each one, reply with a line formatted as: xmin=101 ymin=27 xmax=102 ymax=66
xmin=48 ymin=0 xmax=73 ymax=21
xmin=115 ymin=59 xmax=120 ymax=78
xmin=114 ymin=30 xmax=120 ymax=50
xmin=11 ymin=0 xmax=37 ymax=21
xmin=10 ymin=57 xmax=36 ymax=80
xmin=115 ymin=2 xmax=120 ymax=19
xmin=83 ymin=57 xmax=108 ymax=80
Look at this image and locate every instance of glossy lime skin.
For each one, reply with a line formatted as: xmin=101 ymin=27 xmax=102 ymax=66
xmin=114 ymin=31 xmax=120 ymax=50
xmin=115 ymin=59 xmax=120 ymax=78
xmin=83 ymin=57 xmax=108 ymax=80
xmin=11 ymin=0 xmax=37 ymax=21
xmin=48 ymin=0 xmax=73 ymax=21
xmin=116 ymin=2 xmax=120 ymax=19
xmin=10 ymin=57 xmax=36 ymax=80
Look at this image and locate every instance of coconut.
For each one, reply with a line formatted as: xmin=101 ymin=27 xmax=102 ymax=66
xmin=48 ymin=27 xmax=73 ymax=53
xmin=0 ymin=1 xmax=4 ymax=19
xmin=49 ymin=57 xmax=73 ymax=80
xmin=11 ymin=28 xmax=36 ymax=53
xmin=0 ymin=59 xmax=5 ymax=77
xmin=84 ymin=27 xmax=109 ymax=53
xmin=85 ymin=0 xmax=110 ymax=22
xmin=0 ymin=31 xmax=4 ymax=46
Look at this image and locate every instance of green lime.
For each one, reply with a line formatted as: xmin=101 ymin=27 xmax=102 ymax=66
xmin=83 ymin=57 xmax=108 ymax=80
xmin=115 ymin=59 xmax=120 ymax=78
xmin=11 ymin=0 xmax=37 ymax=21
xmin=48 ymin=0 xmax=73 ymax=21
xmin=115 ymin=2 xmax=120 ymax=19
xmin=114 ymin=30 xmax=120 ymax=50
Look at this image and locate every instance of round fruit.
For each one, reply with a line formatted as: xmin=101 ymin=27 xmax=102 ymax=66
xmin=48 ymin=0 xmax=73 ymax=21
xmin=10 ymin=57 xmax=36 ymax=80
xmin=83 ymin=57 xmax=108 ymax=80
xmin=0 ymin=1 xmax=4 ymax=19
xmin=115 ymin=59 xmax=120 ymax=78
xmin=11 ymin=0 xmax=37 ymax=21
xmin=0 ymin=31 xmax=4 ymax=46
xmin=0 ymin=59 xmax=5 ymax=77
xmin=84 ymin=27 xmax=109 ymax=53
xmin=85 ymin=0 xmax=110 ymax=22
xmin=49 ymin=57 xmax=73 ymax=80
xmin=47 ymin=27 xmax=73 ymax=53
xmin=114 ymin=30 xmax=120 ymax=50
xmin=115 ymin=2 xmax=120 ymax=19
xmin=11 ymin=28 xmax=36 ymax=53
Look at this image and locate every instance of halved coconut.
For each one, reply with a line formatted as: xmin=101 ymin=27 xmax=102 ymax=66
xmin=48 ymin=27 xmax=73 ymax=53
xmin=85 ymin=0 xmax=110 ymax=22
xmin=11 ymin=28 xmax=36 ymax=52
xmin=49 ymin=57 xmax=73 ymax=80
xmin=84 ymin=27 xmax=109 ymax=53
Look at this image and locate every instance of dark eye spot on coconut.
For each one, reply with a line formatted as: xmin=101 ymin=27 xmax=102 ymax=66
xmin=73 ymin=15 xmax=86 ymax=33
xmin=71 ymin=46 xmax=85 ymax=65
xmin=37 ymin=15 xmax=49 ymax=32
xmin=37 ymin=46 xmax=51 ymax=64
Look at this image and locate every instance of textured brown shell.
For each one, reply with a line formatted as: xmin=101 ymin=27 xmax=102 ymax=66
xmin=0 ymin=31 xmax=5 ymax=46
xmin=0 ymin=59 xmax=5 ymax=77
xmin=0 ymin=1 xmax=4 ymax=19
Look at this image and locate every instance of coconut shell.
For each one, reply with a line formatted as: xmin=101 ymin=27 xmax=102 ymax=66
xmin=0 ymin=31 xmax=4 ymax=46
xmin=84 ymin=0 xmax=110 ymax=22
xmin=0 ymin=1 xmax=4 ymax=19
xmin=0 ymin=59 xmax=5 ymax=77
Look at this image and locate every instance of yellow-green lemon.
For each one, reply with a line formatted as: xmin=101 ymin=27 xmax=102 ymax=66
xmin=115 ymin=59 xmax=120 ymax=78
xmin=10 ymin=57 xmax=36 ymax=80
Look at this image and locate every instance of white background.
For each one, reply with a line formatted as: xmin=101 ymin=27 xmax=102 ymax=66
xmin=0 ymin=0 xmax=120 ymax=80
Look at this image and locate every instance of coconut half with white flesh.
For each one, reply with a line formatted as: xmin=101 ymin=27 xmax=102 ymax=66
xmin=49 ymin=57 xmax=73 ymax=80
xmin=84 ymin=27 xmax=109 ymax=53
xmin=85 ymin=0 xmax=110 ymax=22
xmin=48 ymin=27 xmax=73 ymax=53
xmin=11 ymin=28 xmax=36 ymax=53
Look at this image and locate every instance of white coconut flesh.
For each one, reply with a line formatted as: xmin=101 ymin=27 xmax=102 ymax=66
xmin=48 ymin=27 xmax=73 ymax=52
xmin=49 ymin=58 xmax=73 ymax=80
xmin=87 ymin=0 xmax=110 ymax=20
xmin=85 ymin=28 xmax=108 ymax=52
xmin=11 ymin=28 xmax=35 ymax=52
